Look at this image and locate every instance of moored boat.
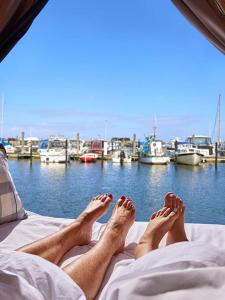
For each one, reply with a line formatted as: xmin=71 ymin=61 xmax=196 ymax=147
xmin=40 ymin=137 xmax=70 ymax=163
xmin=139 ymin=139 xmax=170 ymax=165
xmin=175 ymin=147 xmax=204 ymax=166
xmin=139 ymin=153 xmax=170 ymax=165
xmin=80 ymin=153 xmax=98 ymax=163
xmin=112 ymin=150 xmax=132 ymax=163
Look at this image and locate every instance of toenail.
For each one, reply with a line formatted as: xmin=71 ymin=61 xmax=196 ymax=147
xmin=107 ymin=194 xmax=113 ymax=199
xmin=121 ymin=196 xmax=126 ymax=200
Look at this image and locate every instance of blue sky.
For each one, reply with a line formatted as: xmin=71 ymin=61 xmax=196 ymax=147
xmin=0 ymin=0 xmax=225 ymax=141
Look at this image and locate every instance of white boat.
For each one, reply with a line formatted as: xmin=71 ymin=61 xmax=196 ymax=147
xmin=186 ymin=135 xmax=214 ymax=156
xmin=175 ymin=147 xmax=204 ymax=166
xmin=1 ymin=141 xmax=16 ymax=154
xmin=112 ymin=150 xmax=132 ymax=163
xmin=140 ymin=154 xmax=170 ymax=165
xmin=40 ymin=137 xmax=70 ymax=163
xmin=139 ymin=140 xmax=170 ymax=165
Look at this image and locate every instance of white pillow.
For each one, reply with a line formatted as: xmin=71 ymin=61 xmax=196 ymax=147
xmin=0 ymin=151 xmax=27 ymax=224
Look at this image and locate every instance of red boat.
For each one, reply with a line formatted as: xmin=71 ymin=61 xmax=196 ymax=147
xmin=80 ymin=153 xmax=98 ymax=163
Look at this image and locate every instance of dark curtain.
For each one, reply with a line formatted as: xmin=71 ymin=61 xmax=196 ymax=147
xmin=0 ymin=0 xmax=48 ymax=62
xmin=172 ymin=0 xmax=225 ymax=55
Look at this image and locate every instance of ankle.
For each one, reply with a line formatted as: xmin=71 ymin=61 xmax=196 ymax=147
xmin=138 ymin=237 xmax=159 ymax=251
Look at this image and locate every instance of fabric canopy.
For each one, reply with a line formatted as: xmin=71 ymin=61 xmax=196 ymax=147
xmin=0 ymin=0 xmax=48 ymax=62
xmin=172 ymin=0 xmax=225 ymax=55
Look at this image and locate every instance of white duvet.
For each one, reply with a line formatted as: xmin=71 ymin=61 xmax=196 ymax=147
xmin=1 ymin=214 xmax=225 ymax=300
xmin=0 ymin=249 xmax=85 ymax=300
xmin=103 ymin=242 xmax=225 ymax=300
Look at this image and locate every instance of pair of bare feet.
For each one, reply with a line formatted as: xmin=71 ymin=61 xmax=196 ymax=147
xmin=75 ymin=192 xmax=188 ymax=259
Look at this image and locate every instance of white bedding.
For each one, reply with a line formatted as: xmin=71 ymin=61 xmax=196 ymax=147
xmin=1 ymin=213 xmax=225 ymax=299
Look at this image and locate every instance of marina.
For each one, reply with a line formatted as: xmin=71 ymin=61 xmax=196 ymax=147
xmin=2 ymin=132 xmax=225 ymax=165
xmin=9 ymin=159 xmax=225 ymax=225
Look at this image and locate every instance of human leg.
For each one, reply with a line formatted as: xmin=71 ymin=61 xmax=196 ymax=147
xmin=18 ymin=194 xmax=112 ymax=265
xmin=62 ymin=197 xmax=135 ymax=300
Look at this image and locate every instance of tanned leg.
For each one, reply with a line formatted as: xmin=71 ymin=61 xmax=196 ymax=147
xmin=17 ymin=194 xmax=112 ymax=264
xmin=62 ymin=197 xmax=135 ymax=300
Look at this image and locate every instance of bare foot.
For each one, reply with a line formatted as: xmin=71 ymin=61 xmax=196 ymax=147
xmin=134 ymin=207 xmax=178 ymax=259
xmin=100 ymin=197 xmax=136 ymax=254
xmin=79 ymin=194 xmax=113 ymax=222
xmin=163 ymin=192 xmax=188 ymax=246
xmin=70 ymin=194 xmax=113 ymax=245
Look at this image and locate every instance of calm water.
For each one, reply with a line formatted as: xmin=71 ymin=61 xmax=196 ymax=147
xmin=8 ymin=160 xmax=225 ymax=224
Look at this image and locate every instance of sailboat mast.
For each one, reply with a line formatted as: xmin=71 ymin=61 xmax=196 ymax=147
xmin=217 ymin=94 xmax=221 ymax=145
xmin=152 ymin=115 xmax=157 ymax=140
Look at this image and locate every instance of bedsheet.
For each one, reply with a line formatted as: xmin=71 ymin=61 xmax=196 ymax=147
xmin=1 ymin=213 xmax=225 ymax=299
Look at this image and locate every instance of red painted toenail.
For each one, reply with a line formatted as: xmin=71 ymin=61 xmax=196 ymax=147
xmin=108 ymin=194 xmax=113 ymax=199
xmin=121 ymin=196 xmax=126 ymax=200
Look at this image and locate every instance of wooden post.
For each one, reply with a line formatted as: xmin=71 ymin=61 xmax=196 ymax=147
xmin=21 ymin=131 xmax=24 ymax=154
xmin=215 ymin=142 xmax=218 ymax=168
xmin=29 ymin=141 xmax=33 ymax=163
xmin=132 ymin=134 xmax=136 ymax=157
xmin=111 ymin=140 xmax=114 ymax=154
xmin=65 ymin=139 xmax=68 ymax=164
xmin=76 ymin=133 xmax=80 ymax=155
xmin=138 ymin=139 xmax=141 ymax=159
xmin=101 ymin=140 xmax=104 ymax=161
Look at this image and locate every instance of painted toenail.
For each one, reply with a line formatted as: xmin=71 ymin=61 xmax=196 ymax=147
xmin=121 ymin=196 xmax=126 ymax=200
xmin=108 ymin=194 xmax=113 ymax=199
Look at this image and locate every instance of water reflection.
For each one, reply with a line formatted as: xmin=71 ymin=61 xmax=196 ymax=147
xmin=174 ymin=163 xmax=205 ymax=173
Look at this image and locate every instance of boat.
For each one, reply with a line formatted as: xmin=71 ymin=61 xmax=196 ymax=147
xmin=0 ymin=141 xmax=16 ymax=154
xmin=40 ymin=137 xmax=70 ymax=163
xmin=185 ymin=135 xmax=214 ymax=156
xmin=175 ymin=146 xmax=204 ymax=166
xmin=139 ymin=139 xmax=170 ymax=165
xmin=80 ymin=153 xmax=98 ymax=163
xmin=112 ymin=150 xmax=132 ymax=163
xmin=139 ymin=121 xmax=170 ymax=165
xmin=140 ymin=153 xmax=170 ymax=164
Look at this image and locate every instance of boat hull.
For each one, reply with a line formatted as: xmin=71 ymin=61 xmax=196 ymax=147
xmin=40 ymin=149 xmax=69 ymax=163
xmin=175 ymin=153 xmax=203 ymax=166
xmin=139 ymin=156 xmax=170 ymax=165
xmin=112 ymin=157 xmax=132 ymax=163
xmin=80 ymin=157 xmax=97 ymax=163
xmin=80 ymin=153 xmax=97 ymax=163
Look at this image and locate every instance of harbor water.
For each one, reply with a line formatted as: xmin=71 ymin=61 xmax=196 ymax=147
xmin=9 ymin=160 xmax=225 ymax=225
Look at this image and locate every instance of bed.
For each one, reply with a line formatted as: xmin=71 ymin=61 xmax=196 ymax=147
xmin=1 ymin=212 xmax=225 ymax=299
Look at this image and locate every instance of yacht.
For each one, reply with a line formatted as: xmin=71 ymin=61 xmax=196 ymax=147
xmin=186 ymin=135 xmax=214 ymax=156
xmin=0 ymin=141 xmax=16 ymax=154
xmin=39 ymin=137 xmax=70 ymax=163
xmin=175 ymin=144 xmax=204 ymax=166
